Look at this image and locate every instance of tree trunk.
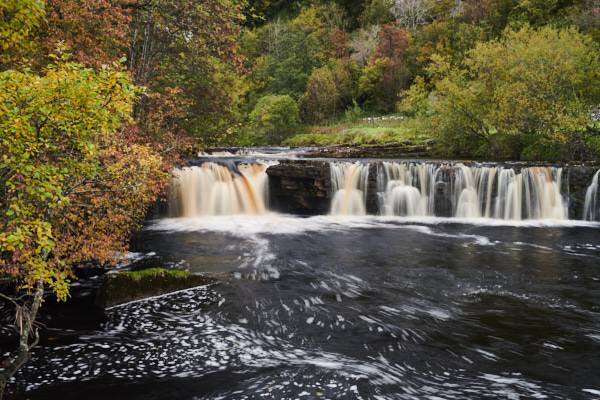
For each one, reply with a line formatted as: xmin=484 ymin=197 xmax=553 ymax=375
xmin=0 ymin=281 xmax=44 ymax=400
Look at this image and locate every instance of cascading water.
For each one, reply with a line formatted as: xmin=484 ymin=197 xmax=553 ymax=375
xmin=377 ymin=162 xmax=436 ymax=217
xmin=378 ymin=162 xmax=568 ymax=220
xmin=330 ymin=162 xmax=370 ymax=215
xmin=583 ymin=169 xmax=600 ymax=221
xmin=168 ymin=162 xmax=269 ymax=217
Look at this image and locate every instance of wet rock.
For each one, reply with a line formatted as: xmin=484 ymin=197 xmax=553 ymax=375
xmin=302 ymin=142 xmax=431 ymax=158
xmin=267 ymin=160 xmax=332 ymax=215
xmin=566 ymin=165 xmax=600 ymax=219
xmin=95 ymin=268 xmax=216 ymax=310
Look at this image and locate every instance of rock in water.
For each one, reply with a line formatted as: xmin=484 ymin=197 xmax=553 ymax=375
xmin=95 ymin=268 xmax=216 ymax=309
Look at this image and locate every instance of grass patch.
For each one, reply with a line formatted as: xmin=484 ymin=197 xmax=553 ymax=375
xmin=282 ymin=115 xmax=429 ymax=146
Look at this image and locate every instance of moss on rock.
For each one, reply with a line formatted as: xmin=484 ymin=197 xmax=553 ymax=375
xmin=95 ymin=268 xmax=216 ymax=309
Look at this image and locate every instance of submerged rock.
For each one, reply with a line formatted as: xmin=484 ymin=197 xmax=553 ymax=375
xmin=95 ymin=268 xmax=216 ymax=310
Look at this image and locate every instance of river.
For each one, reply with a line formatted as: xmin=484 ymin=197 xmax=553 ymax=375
xmin=11 ymin=213 xmax=600 ymax=399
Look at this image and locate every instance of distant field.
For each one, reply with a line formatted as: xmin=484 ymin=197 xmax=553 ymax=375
xmin=283 ymin=116 xmax=429 ymax=146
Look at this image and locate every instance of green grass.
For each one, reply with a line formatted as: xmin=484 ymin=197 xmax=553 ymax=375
xmin=282 ymin=115 xmax=429 ymax=146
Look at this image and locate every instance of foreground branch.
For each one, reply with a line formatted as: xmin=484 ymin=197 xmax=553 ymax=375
xmin=0 ymin=281 xmax=44 ymax=400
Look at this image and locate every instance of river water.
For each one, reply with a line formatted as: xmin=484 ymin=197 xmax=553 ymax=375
xmin=11 ymin=214 xmax=600 ymax=399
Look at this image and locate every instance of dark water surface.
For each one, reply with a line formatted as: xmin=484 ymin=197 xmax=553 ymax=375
xmin=10 ymin=215 xmax=600 ymax=399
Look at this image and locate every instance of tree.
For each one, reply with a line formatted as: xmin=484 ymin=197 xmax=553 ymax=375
xmin=31 ymin=0 xmax=132 ymax=69
xmin=302 ymin=59 xmax=359 ymax=123
xmin=249 ymin=95 xmax=300 ymax=143
xmin=566 ymin=0 xmax=600 ymax=42
xmin=400 ymin=26 xmax=600 ymax=160
xmin=359 ymin=23 xmax=411 ymax=111
xmin=246 ymin=0 xmax=309 ymax=24
xmin=358 ymin=0 xmax=395 ymax=27
xmin=349 ymin=24 xmax=382 ymax=66
xmin=302 ymin=67 xmax=340 ymax=123
xmin=0 ymin=0 xmax=45 ymax=69
xmin=127 ymin=0 xmax=248 ymax=144
xmin=264 ymin=31 xmax=323 ymax=100
xmin=458 ymin=0 xmax=517 ymax=37
xmin=405 ymin=19 xmax=485 ymax=81
xmin=0 ymin=55 xmax=167 ymax=398
xmin=289 ymin=2 xmax=348 ymax=44
xmin=391 ymin=0 xmax=434 ymax=31
xmin=328 ymin=28 xmax=351 ymax=60
xmin=287 ymin=3 xmax=349 ymax=63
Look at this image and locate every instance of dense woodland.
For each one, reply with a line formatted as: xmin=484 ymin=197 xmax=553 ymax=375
xmin=1 ymin=0 xmax=600 ymax=396
xmin=4 ymin=1 xmax=600 ymax=158
xmin=241 ymin=0 xmax=600 ymax=161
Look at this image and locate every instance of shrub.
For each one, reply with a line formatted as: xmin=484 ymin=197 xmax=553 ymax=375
xmin=249 ymin=95 xmax=301 ymax=144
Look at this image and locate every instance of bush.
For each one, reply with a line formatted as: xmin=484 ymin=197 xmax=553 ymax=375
xmin=344 ymin=99 xmax=364 ymax=123
xmin=249 ymin=95 xmax=301 ymax=144
xmin=400 ymin=26 xmax=600 ymax=161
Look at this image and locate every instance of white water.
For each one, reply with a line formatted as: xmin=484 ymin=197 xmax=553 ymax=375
xmin=168 ymin=162 xmax=269 ymax=217
xmin=330 ymin=162 xmax=370 ymax=216
xmin=377 ymin=162 xmax=436 ymax=217
xmin=167 ymin=160 xmax=596 ymax=222
xmin=584 ymin=170 xmax=600 ymax=221
xmin=378 ymin=162 xmax=568 ymax=221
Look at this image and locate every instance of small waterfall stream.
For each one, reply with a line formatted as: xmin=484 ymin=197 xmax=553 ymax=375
xmin=584 ymin=169 xmax=600 ymax=221
xmin=169 ymin=162 xmax=269 ymax=217
xmin=377 ymin=162 xmax=436 ymax=217
xmin=377 ymin=162 xmax=568 ymax=221
xmin=329 ymin=162 xmax=370 ymax=215
xmin=167 ymin=158 xmax=598 ymax=222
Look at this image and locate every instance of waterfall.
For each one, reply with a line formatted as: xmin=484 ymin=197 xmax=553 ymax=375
xmin=377 ymin=162 xmax=435 ymax=217
xmin=330 ymin=162 xmax=370 ymax=215
xmin=583 ymin=170 xmax=600 ymax=221
xmin=168 ymin=162 xmax=269 ymax=217
xmin=377 ymin=162 xmax=568 ymax=221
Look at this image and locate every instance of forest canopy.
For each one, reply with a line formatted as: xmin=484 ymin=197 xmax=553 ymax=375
xmin=234 ymin=0 xmax=600 ymax=160
xmin=6 ymin=0 xmax=598 ymax=159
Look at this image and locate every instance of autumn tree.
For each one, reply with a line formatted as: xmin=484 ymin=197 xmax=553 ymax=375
xmin=127 ymin=0 xmax=248 ymax=144
xmin=302 ymin=60 xmax=359 ymax=123
xmin=400 ymin=26 xmax=600 ymax=160
xmin=359 ymin=23 xmax=411 ymax=111
xmin=328 ymin=28 xmax=351 ymax=60
xmin=0 ymin=0 xmax=45 ymax=70
xmin=31 ymin=0 xmax=132 ymax=69
xmin=0 ymin=52 xmax=169 ymax=398
xmin=0 ymin=2 xmax=169 ymax=395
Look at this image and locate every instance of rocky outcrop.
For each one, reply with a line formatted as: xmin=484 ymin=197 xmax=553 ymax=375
xmin=267 ymin=160 xmax=332 ymax=215
xmin=266 ymin=160 xmax=381 ymax=215
xmin=566 ymin=165 xmax=599 ymax=219
xmin=95 ymin=268 xmax=216 ymax=309
xmin=302 ymin=142 xmax=431 ymax=158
